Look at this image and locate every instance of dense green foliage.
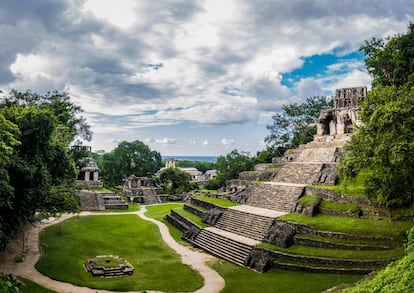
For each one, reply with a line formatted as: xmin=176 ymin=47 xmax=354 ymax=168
xmin=360 ymin=23 xmax=414 ymax=88
xmin=265 ymin=96 xmax=331 ymax=151
xmin=159 ymin=167 xmax=194 ymax=194
xmin=0 ymin=274 xmax=19 ymax=293
xmin=340 ymin=24 xmax=414 ymax=207
xmin=36 ymin=215 xmax=203 ymax=291
xmin=0 ymin=90 xmax=87 ymax=249
xmin=205 ymin=149 xmax=255 ymax=189
xmin=255 ymin=146 xmax=284 ymax=163
xmin=99 ymin=140 xmax=162 ymax=187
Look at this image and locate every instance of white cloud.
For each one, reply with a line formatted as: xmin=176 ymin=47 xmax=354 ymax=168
xmin=296 ymin=78 xmax=322 ymax=99
xmin=154 ymin=138 xmax=178 ymax=145
xmin=0 ymin=0 xmax=412 ymax=155
xmin=221 ymin=138 xmax=235 ymax=148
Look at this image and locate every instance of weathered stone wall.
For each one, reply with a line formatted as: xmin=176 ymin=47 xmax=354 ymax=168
xmin=238 ymin=170 xmax=277 ymax=181
xmin=293 ymin=237 xmax=389 ymax=250
xmin=294 ymin=197 xmax=322 ymax=216
xmin=190 ymin=197 xmax=226 ymax=211
xmin=202 ymin=208 xmax=224 ymax=225
xmin=184 ymin=204 xmax=207 ymax=218
xmin=246 ymin=247 xmax=392 ymax=273
xmin=305 ymin=187 xmax=384 ymax=208
xmin=78 ymin=190 xmax=105 ymax=211
xmin=165 ymin=210 xmax=202 ymax=242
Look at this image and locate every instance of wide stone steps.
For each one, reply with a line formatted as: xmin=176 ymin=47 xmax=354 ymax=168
xmin=273 ymin=163 xmax=323 ymax=185
xmin=296 ymin=147 xmax=338 ymax=163
xmin=214 ymin=209 xmax=274 ymax=241
xmin=246 ymin=184 xmax=304 ymax=212
xmin=192 ymin=229 xmax=254 ymax=266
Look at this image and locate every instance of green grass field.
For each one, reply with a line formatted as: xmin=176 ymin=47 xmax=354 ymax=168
xmin=36 ymin=213 xmax=203 ymax=292
xmin=33 ymin=203 xmax=409 ymax=293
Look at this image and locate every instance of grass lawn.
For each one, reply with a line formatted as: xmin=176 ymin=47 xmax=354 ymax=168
xmin=210 ymin=260 xmax=362 ymax=293
xmin=320 ymin=201 xmax=361 ymax=213
xmin=279 ymin=213 xmax=413 ymax=240
xmin=144 ymin=203 xmax=193 ymax=246
xmin=196 ymin=195 xmax=239 ymax=207
xmin=16 ymin=277 xmax=56 ymax=293
xmin=36 ymin=214 xmax=203 ymax=292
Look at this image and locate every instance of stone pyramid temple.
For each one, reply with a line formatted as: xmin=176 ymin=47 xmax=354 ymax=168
xmin=166 ymin=86 xmax=395 ymax=273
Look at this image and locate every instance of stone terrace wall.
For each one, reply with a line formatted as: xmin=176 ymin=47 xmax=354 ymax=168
xmin=78 ymin=190 xmax=105 ymax=211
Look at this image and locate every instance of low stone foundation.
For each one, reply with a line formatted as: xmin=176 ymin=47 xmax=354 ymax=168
xmin=84 ymin=255 xmax=134 ymax=277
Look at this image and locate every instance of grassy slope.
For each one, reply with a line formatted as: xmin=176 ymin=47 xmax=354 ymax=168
xmin=279 ymin=213 xmax=412 ymax=240
xmin=35 ymin=213 xmax=203 ymax=292
xmin=342 ymin=227 xmax=414 ymax=292
xmin=210 ymin=260 xmax=362 ymax=293
xmin=196 ymin=195 xmax=239 ymax=207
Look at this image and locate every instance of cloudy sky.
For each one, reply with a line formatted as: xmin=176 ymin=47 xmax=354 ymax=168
xmin=0 ymin=1 xmax=413 ymax=156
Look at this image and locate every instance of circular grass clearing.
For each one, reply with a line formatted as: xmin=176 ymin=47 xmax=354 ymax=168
xmin=36 ymin=214 xmax=203 ymax=292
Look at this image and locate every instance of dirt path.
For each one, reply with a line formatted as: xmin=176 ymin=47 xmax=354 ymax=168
xmin=0 ymin=208 xmax=225 ymax=293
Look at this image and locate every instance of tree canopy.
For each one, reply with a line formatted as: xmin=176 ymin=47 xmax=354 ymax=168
xmin=100 ymin=140 xmax=163 ymax=187
xmin=159 ymin=168 xmax=193 ymax=194
xmin=360 ymin=22 xmax=414 ymax=88
xmin=205 ymin=149 xmax=255 ymax=189
xmin=265 ymin=96 xmax=331 ymax=153
xmin=340 ymin=23 xmax=414 ymax=208
xmin=0 ymin=90 xmax=87 ymax=249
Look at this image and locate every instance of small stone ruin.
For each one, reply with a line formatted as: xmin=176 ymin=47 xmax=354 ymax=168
xmin=123 ymin=175 xmax=163 ymax=204
xmin=76 ymin=157 xmax=103 ymax=189
xmin=316 ymin=86 xmax=367 ymax=136
xmin=84 ymin=255 xmax=134 ymax=277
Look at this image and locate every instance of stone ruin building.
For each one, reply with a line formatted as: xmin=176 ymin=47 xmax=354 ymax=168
xmin=74 ymin=146 xmax=128 ymax=211
xmin=165 ymin=86 xmax=389 ymax=275
xmin=122 ymin=175 xmax=163 ymax=204
xmin=316 ymin=86 xmax=367 ymax=136
xmin=76 ymin=157 xmax=103 ymax=189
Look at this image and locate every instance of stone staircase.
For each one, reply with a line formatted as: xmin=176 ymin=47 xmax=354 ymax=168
xmin=273 ymin=163 xmax=324 ymax=185
xmin=245 ymin=184 xmax=304 ymax=212
xmin=142 ymin=188 xmax=161 ymax=204
xmin=214 ymin=208 xmax=275 ymax=241
xmin=192 ymin=227 xmax=257 ymax=266
xmin=297 ymin=147 xmax=338 ymax=163
xmin=102 ymin=195 xmax=128 ymax=210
